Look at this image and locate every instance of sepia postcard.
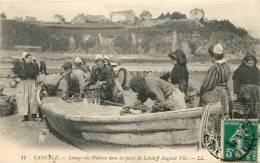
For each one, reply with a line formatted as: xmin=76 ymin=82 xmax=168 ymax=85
xmin=0 ymin=0 xmax=259 ymax=162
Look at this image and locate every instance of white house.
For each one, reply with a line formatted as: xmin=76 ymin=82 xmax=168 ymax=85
xmin=190 ymin=8 xmax=205 ymax=20
xmin=110 ymin=10 xmax=136 ymax=24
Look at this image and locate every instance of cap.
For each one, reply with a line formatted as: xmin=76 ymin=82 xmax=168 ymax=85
xmin=22 ymin=52 xmax=31 ymax=58
xmin=62 ymin=61 xmax=73 ymax=69
xmin=213 ymin=43 xmax=224 ymax=55
xmin=74 ymin=57 xmax=83 ymax=64
xmin=168 ymin=51 xmax=177 ymax=59
xmin=95 ymin=54 xmax=104 ymax=62
xmin=103 ymin=55 xmax=109 ymax=60
xmin=31 ymin=56 xmax=36 ymax=61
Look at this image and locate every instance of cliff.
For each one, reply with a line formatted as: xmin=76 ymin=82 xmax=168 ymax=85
xmin=1 ymin=19 xmax=258 ymax=58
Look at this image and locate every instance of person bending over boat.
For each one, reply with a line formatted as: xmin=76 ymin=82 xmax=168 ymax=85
xmin=86 ymin=55 xmax=120 ymax=102
xmin=232 ymin=54 xmax=260 ymax=119
xmin=126 ymin=76 xmax=186 ymax=112
xmin=13 ymin=52 xmax=39 ymax=121
xmin=160 ymin=49 xmax=189 ymax=95
xmin=199 ymin=43 xmax=231 ymax=118
xmin=61 ymin=60 xmax=87 ymax=99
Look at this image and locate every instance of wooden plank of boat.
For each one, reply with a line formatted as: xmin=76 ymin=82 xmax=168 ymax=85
xmin=81 ymin=129 xmax=199 ymax=146
xmin=44 ymin=108 xmax=201 ymax=146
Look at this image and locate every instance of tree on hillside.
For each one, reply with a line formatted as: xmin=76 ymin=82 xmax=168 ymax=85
xmin=157 ymin=13 xmax=165 ymax=19
xmin=140 ymin=10 xmax=152 ymax=20
xmin=170 ymin=12 xmax=186 ymax=19
xmin=165 ymin=12 xmax=171 ymax=18
xmin=0 ymin=12 xmax=7 ymax=19
xmin=202 ymin=19 xmax=248 ymax=37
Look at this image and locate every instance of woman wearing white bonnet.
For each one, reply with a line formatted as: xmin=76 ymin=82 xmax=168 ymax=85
xmin=14 ymin=51 xmax=39 ymax=121
xmin=74 ymin=57 xmax=83 ymax=65
xmin=199 ymin=43 xmax=231 ymax=118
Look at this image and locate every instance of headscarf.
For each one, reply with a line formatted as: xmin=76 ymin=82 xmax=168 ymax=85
xmin=74 ymin=57 xmax=83 ymax=66
xmin=130 ymin=76 xmax=149 ymax=103
xmin=169 ymin=50 xmax=189 ymax=91
xmin=62 ymin=61 xmax=73 ymax=69
xmin=233 ymin=55 xmax=260 ymax=85
xmin=168 ymin=49 xmax=187 ymax=65
xmin=130 ymin=76 xmax=146 ymax=93
xmin=95 ymin=54 xmax=105 ymax=63
xmin=208 ymin=44 xmax=224 ymax=60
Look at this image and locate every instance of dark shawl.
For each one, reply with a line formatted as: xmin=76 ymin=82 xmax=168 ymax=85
xmin=170 ymin=50 xmax=189 ymax=94
xmin=160 ymin=49 xmax=189 ymax=94
xmin=233 ymin=55 xmax=260 ymax=95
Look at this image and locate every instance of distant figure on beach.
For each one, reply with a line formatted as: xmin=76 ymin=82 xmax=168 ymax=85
xmin=127 ymin=76 xmax=186 ymax=112
xmin=39 ymin=60 xmax=47 ymax=75
xmin=160 ymin=49 xmax=189 ymax=95
xmin=199 ymin=44 xmax=231 ymax=118
xmin=13 ymin=52 xmax=39 ymax=121
xmin=232 ymin=54 xmax=260 ymax=119
xmin=32 ymin=56 xmax=39 ymax=73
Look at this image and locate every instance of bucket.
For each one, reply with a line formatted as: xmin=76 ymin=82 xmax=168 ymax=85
xmin=39 ymin=129 xmax=49 ymax=144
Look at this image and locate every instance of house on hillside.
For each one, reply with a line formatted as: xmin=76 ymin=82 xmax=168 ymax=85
xmin=190 ymin=8 xmax=205 ymax=20
xmin=71 ymin=14 xmax=107 ymax=24
xmin=13 ymin=16 xmax=23 ymax=22
xmin=140 ymin=11 xmax=152 ymax=20
xmin=71 ymin=14 xmax=86 ymax=24
xmin=85 ymin=15 xmax=107 ymax=22
xmin=53 ymin=15 xmax=65 ymax=24
xmin=110 ymin=10 xmax=136 ymax=24
xmin=24 ymin=16 xmax=37 ymax=23
xmin=0 ymin=12 xmax=7 ymax=20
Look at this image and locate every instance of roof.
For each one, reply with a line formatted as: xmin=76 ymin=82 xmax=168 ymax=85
xmin=111 ymin=10 xmax=135 ymax=15
xmin=190 ymin=8 xmax=205 ymax=14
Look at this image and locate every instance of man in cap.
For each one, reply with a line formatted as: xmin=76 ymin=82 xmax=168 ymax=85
xmin=87 ymin=55 xmax=117 ymax=102
xmin=61 ymin=61 xmax=75 ymax=98
xmin=71 ymin=57 xmax=89 ymax=98
xmin=199 ymin=43 xmax=231 ymax=117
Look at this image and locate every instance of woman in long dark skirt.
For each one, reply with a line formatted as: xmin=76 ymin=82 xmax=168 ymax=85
xmin=232 ymin=54 xmax=260 ymax=119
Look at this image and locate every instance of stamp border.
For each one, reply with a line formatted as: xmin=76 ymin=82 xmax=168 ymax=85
xmin=221 ymin=119 xmax=259 ymax=161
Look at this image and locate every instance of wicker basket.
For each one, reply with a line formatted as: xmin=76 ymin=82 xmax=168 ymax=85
xmin=84 ymin=87 xmax=102 ymax=104
xmin=230 ymin=101 xmax=251 ymax=118
xmin=0 ymin=96 xmax=16 ymax=117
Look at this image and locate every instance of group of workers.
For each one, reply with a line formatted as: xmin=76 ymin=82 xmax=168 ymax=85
xmin=126 ymin=43 xmax=259 ymax=118
xmin=12 ymin=42 xmax=260 ymax=121
xmin=60 ymin=54 xmax=124 ymax=103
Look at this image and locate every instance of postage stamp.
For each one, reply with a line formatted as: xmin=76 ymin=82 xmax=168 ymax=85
xmin=221 ymin=119 xmax=258 ymax=162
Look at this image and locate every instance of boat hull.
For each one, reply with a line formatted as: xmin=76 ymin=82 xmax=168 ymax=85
xmin=42 ymin=104 xmax=203 ymax=146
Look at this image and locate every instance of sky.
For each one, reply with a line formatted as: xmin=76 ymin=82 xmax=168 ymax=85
xmin=1 ymin=0 xmax=260 ymax=38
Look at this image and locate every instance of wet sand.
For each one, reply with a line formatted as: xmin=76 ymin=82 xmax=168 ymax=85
xmin=0 ymin=115 xmax=77 ymax=150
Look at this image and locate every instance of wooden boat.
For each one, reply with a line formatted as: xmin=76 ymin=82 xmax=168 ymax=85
xmin=37 ymin=88 xmax=221 ymax=147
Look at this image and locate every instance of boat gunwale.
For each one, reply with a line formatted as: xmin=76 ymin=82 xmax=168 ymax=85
xmin=37 ymin=88 xmax=203 ymax=123
xmin=43 ymin=104 xmax=203 ymax=123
